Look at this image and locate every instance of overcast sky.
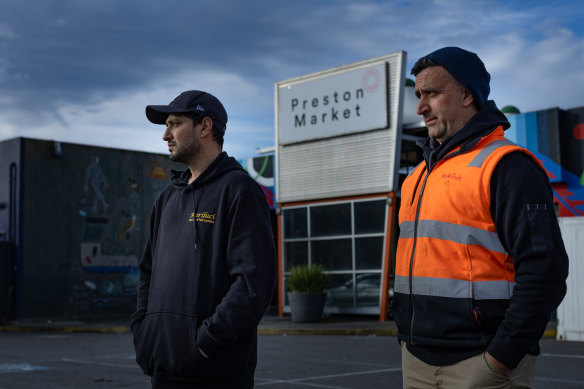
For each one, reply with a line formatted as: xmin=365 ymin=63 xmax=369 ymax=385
xmin=1 ymin=0 xmax=583 ymax=159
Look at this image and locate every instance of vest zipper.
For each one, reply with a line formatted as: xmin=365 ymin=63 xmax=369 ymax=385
xmin=409 ymin=169 xmax=425 ymax=206
xmin=473 ymin=306 xmax=487 ymax=347
xmin=406 ymin=146 xmax=469 ymax=345
xmin=408 ymin=169 xmax=429 ymax=345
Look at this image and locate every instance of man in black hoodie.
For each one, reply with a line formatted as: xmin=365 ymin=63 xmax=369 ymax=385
xmin=393 ymin=48 xmax=568 ymax=388
xmin=130 ymin=90 xmax=277 ymax=388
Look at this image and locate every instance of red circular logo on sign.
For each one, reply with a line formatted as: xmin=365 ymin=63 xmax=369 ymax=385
xmin=362 ymin=68 xmax=382 ymax=93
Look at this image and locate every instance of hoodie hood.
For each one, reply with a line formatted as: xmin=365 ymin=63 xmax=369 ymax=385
xmin=170 ymin=151 xmax=246 ymax=190
xmin=417 ymin=100 xmax=510 ymax=172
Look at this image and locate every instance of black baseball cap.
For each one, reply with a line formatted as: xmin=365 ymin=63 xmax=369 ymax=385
xmin=146 ymin=90 xmax=228 ymax=134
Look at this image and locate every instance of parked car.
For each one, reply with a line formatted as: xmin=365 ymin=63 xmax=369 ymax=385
xmin=325 ymin=273 xmax=394 ymax=317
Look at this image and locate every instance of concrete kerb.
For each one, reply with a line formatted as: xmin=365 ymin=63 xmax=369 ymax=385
xmin=0 ymin=318 xmax=397 ymax=336
xmin=0 ymin=321 xmax=131 ymax=334
xmin=257 ymin=327 xmax=398 ymax=336
xmin=0 ymin=317 xmax=558 ymax=338
xmin=257 ymin=326 xmax=557 ymax=338
xmin=0 ymin=323 xmax=396 ymax=336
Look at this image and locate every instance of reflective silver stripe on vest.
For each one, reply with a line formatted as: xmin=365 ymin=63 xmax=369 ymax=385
xmin=407 ymin=161 xmax=425 ymax=177
xmin=467 ymin=139 xmax=514 ymax=168
xmin=399 ymin=220 xmax=506 ymax=254
xmin=394 ymin=275 xmax=514 ymax=300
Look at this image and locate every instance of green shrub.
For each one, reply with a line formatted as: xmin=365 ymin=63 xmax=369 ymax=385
xmin=286 ymin=264 xmax=329 ymax=293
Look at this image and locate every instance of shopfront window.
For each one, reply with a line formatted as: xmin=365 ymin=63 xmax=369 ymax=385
xmin=283 ymin=241 xmax=308 ymax=271
xmin=283 ymin=207 xmax=307 ymax=239
xmin=312 ymin=238 xmax=352 ymax=271
xmin=355 ymin=236 xmax=384 ymax=270
xmin=310 ymin=203 xmax=351 ymax=236
xmin=282 ymin=198 xmax=387 ymax=313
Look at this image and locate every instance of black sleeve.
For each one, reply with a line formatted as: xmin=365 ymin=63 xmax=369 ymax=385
xmin=196 ymin=182 xmax=277 ymax=357
xmin=487 ymin=151 xmax=568 ymax=369
xmin=129 ymin=205 xmax=155 ymax=335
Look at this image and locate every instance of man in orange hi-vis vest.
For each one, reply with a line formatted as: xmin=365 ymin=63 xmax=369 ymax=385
xmin=393 ymin=47 xmax=569 ymax=389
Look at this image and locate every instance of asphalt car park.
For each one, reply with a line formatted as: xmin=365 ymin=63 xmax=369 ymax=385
xmin=1 ymin=330 xmax=584 ymax=388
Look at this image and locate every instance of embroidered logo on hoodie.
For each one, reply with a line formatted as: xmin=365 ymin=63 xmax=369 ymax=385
xmin=188 ymin=211 xmax=216 ymax=224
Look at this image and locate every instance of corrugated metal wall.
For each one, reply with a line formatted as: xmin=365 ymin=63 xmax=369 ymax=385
xmin=278 ymin=129 xmax=393 ymax=202
xmin=557 ymin=217 xmax=584 ymax=341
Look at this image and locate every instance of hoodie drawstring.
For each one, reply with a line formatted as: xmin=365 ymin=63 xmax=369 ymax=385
xmin=191 ymin=188 xmax=198 ymax=249
xmin=192 ymin=190 xmax=197 ymax=249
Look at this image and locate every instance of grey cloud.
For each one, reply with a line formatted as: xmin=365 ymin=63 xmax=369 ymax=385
xmin=0 ymin=0 xmax=582 ymax=157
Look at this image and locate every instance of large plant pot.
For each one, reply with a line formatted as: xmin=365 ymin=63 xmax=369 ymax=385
xmin=288 ymin=292 xmax=326 ymax=322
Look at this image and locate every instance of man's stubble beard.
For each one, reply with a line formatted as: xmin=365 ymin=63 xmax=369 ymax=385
xmin=169 ymin=138 xmax=201 ymax=165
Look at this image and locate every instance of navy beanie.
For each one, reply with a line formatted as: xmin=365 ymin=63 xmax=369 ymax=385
xmin=414 ymin=47 xmax=491 ymax=109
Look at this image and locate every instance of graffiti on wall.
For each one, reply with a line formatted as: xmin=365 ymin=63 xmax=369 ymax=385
xmin=79 ymin=155 xmax=139 ymax=274
xmin=83 ymin=156 xmax=109 ymax=214
xmin=72 ymin=153 xmax=171 ymax=312
xmin=237 ymin=154 xmax=276 ymax=209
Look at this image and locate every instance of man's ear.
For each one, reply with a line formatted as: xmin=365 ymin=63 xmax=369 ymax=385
xmin=461 ymin=87 xmax=474 ymax=108
xmin=199 ymin=117 xmax=214 ymax=137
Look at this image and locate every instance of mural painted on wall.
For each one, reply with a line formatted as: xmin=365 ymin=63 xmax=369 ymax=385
xmin=73 ymin=152 xmax=172 ymax=313
xmin=79 ymin=156 xmax=139 ymax=273
xmin=506 ymin=106 xmax=584 ymax=217
xmin=237 ymin=154 xmax=276 ymax=209
xmin=83 ymin=156 xmax=110 ymax=214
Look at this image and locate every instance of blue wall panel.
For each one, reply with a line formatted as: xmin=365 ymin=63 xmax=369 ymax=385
xmin=525 ymin=112 xmax=539 ymax=153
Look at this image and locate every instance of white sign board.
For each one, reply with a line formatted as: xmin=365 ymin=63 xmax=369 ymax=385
xmin=275 ymin=51 xmax=406 ymax=202
xmin=278 ymin=63 xmax=388 ymax=144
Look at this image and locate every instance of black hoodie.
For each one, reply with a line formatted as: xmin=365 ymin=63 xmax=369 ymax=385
xmin=396 ymin=101 xmax=568 ymax=369
xmin=130 ymin=152 xmax=276 ymax=387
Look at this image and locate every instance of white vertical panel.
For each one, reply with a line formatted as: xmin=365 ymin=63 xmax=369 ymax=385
xmin=557 ymin=217 xmax=584 ymax=341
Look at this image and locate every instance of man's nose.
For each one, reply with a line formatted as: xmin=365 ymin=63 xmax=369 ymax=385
xmin=162 ymin=128 xmax=172 ymax=141
xmin=416 ymin=97 xmax=428 ymax=116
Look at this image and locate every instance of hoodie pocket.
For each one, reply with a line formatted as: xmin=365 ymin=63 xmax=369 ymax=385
xmin=134 ymin=312 xmax=210 ymax=378
xmin=207 ymin=331 xmax=255 ymax=378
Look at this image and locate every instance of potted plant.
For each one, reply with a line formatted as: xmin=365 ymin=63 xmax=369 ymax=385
xmin=286 ymin=264 xmax=329 ymax=322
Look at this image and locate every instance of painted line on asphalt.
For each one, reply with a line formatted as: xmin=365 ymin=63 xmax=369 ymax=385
xmin=0 ymin=363 xmax=51 ymax=374
xmin=541 ymin=352 xmax=584 ymax=359
xmin=305 ymin=357 xmax=392 ymax=369
xmin=62 ymin=358 xmax=139 ymax=369
xmin=537 ymin=377 xmax=584 ymax=385
xmin=256 ymin=367 xmax=402 ymax=387
xmin=256 ymin=380 xmax=357 ymax=389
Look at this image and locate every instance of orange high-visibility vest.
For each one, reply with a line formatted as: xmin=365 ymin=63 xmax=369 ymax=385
xmin=396 ymin=126 xmax=545 ymax=306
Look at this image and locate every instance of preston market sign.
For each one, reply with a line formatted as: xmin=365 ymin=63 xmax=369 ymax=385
xmin=277 ymin=62 xmax=388 ymax=144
